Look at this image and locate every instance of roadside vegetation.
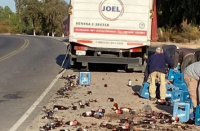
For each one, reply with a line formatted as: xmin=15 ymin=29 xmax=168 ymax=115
xmin=0 ymin=0 xmax=68 ymax=36
xmin=1 ymin=0 xmax=200 ymax=43
xmin=157 ymin=0 xmax=200 ymax=43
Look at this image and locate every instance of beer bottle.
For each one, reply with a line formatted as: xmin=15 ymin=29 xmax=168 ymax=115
xmin=115 ymin=109 xmax=123 ymax=114
xmin=65 ymin=120 xmax=81 ymax=126
xmin=96 ymin=109 xmax=105 ymax=113
xmin=128 ymin=79 xmax=132 ymax=87
xmin=113 ymin=103 xmax=118 ymax=110
xmin=53 ymin=105 xmax=69 ymax=110
xmin=79 ymin=102 xmax=85 ymax=108
xmin=82 ymin=111 xmax=95 ymax=117
xmin=120 ymin=107 xmax=131 ymax=112
xmin=93 ymin=112 xmax=104 ymax=119
xmin=107 ymin=98 xmax=114 ymax=102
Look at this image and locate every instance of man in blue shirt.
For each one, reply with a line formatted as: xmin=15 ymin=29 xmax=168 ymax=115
xmin=144 ymin=47 xmax=174 ymax=102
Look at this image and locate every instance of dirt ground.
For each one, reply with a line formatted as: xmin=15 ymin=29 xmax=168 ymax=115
xmin=25 ymin=43 xmax=200 ymax=131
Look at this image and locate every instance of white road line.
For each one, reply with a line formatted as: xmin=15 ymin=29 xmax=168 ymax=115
xmin=8 ymin=70 xmax=66 ymax=131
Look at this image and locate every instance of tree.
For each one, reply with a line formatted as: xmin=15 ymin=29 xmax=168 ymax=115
xmin=42 ymin=0 xmax=68 ymax=36
xmin=21 ymin=0 xmax=41 ymax=35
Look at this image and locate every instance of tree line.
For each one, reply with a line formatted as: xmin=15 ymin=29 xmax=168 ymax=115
xmin=0 ymin=0 xmax=68 ymax=36
xmin=1 ymin=0 xmax=200 ymax=42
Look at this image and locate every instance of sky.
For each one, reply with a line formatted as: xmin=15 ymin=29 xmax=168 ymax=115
xmin=0 ymin=0 xmax=70 ymax=12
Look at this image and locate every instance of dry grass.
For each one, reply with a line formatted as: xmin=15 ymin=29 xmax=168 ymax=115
xmin=158 ymin=21 xmax=200 ymax=43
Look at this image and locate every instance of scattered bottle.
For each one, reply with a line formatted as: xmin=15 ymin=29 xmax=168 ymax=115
xmin=95 ymin=109 xmax=105 ymax=113
xmin=132 ymin=118 xmax=141 ymax=125
xmin=85 ymin=102 xmax=90 ymax=107
xmin=142 ymin=102 xmax=152 ymax=114
xmin=60 ymin=129 xmax=70 ymax=131
xmin=120 ymin=118 xmax=129 ymax=123
xmin=82 ymin=111 xmax=95 ymax=117
xmin=114 ymin=124 xmax=129 ymax=131
xmin=115 ymin=109 xmax=123 ymax=114
xmin=87 ymin=91 xmax=92 ymax=94
xmin=113 ymin=103 xmax=118 ymax=110
xmin=107 ymin=98 xmax=114 ymax=102
xmin=54 ymin=119 xmax=64 ymax=127
xmin=53 ymin=105 xmax=69 ymax=110
xmin=93 ymin=112 xmax=104 ymax=119
xmin=120 ymin=107 xmax=131 ymax=112
xmin=106 ymin=124 xmax=115 ymax=129
xmin=65 ymin=120 xmax=81 ymax=126
xmin=141 ymin=119 xmax=156 ymax=124
xmin=40 ymin=122 xmax=56 ymax=131
xmin=71 ymin=105 xmax=77 ymax=110
xmin=128 ymin=79 xmax=132 ymax=87
xmin=79 ymin=102 xmax=85 ymax=108
xmin=130 ymin=109 xmax=137 ymax=115
xmin=89 ymin=99 xmax=97 ymax=102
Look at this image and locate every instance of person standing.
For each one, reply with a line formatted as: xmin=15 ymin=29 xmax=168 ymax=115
xmin=163 ymin=45 xmax=196 ymax=72
xmin=177 ymin=48 xmax=195 ymax=73
xmin=162 ymin=45 xmax=179 ymax=70
xmin=162 ymin=45 xmax=179 ymax=59
xmin=184 ymin=61 xmax=200 ymax=108
xmin=144 ymin=47 xmax=174 ymax=102
xmin=194 ymin=50 xmax=200 ymax=62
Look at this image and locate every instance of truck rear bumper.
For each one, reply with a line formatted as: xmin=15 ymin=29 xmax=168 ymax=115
xmin=71 ymin=55 xmax=144 ymax=70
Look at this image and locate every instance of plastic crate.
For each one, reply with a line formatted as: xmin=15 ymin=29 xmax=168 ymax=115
xmin=174 ymin=82 xmax=188 ymax=91
xmin=173 ymin=102 xmax=190 ymax=122
xmin=181 ymin=91 xmax=193 ymax=109
xmin=139 ymin=82 xmax=150 ymax=99
xmin=79 ymin=72 xmax=91 ymax=85
xmin=173 ymin=73 xmax=184 ymax=85
xmin=167 ymin=69 xmax=176 ymax=81
xmin=195 ymin=106 xmax=200 ymax=125
xmin=171 ymin=90 xmax=183 ymax=105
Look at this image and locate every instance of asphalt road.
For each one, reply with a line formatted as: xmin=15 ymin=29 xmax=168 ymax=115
xmin=0 ymin=35 xmax=67 ymax=131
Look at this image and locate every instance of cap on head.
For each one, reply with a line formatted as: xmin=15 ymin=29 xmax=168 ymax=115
xmin=156 ymin=47 xmax=162 ymax=53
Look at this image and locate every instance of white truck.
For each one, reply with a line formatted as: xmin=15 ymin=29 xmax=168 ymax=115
xmin=64 ymin=0 xmax=155 ymax=71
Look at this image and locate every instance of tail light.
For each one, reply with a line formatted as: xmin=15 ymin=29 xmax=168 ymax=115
xmin=130 ymin=47 xmax=142 ymax=52
xmin=74 ymin=46 xmax=88 ymax=51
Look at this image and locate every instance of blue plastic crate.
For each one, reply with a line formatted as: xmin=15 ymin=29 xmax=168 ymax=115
xmin=174 ymin=82 xmax=188 ymax=91
xmin=166 ymin=83 xmax=179 ymax=90
xmin=166 ymin=90 xmax=172 ymax=100
xmin=195 ymin=106 xmax=200 ymax=125
xmin=139 ymin=82 xmax=150 ymax=99
xmin=171 ymin=90 xmax=183 ymax=105
xmin=173 ymin=72 xmax=184 ymax=84
xmin=173 ymin=102 xmax=190 ymax=122
xmin=167 ymin=69 xmax=176 ymax=81
xmin=139 ymin=83 xmax=174 ymax=100
xmin=79 ymin=72 xmax=91 ymax=85
xmin=181 ymin=91 xmax=193 ymax=109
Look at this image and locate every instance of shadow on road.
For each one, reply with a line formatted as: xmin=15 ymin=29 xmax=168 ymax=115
xmin=88 ymin=63 xmax=125 ymax=72
xmin=132 ymin=85 xmax=141 ymax=92
xmin=63 ymin=39 xmax=69 ymax=43
xmin=55 ymin=54 xmax=70 ymax=69
xmin=155 ymin=104 xmax=173 ymax=114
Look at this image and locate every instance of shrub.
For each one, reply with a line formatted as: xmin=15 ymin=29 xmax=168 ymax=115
xmin=0 ymin=26 xmax=9 ymax=33
xmin=158 ymin=21 xmax=200 ymax=43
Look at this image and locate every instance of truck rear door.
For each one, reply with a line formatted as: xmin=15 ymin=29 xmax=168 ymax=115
xmin=69 ymin=0 xmax=153 ymax=49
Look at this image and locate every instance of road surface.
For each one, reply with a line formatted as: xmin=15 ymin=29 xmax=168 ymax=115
xmin=0 ymin=35 xmax=67 ymax=131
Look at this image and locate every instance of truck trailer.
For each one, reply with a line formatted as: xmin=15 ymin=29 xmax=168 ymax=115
xmin=64 ymin=0 xmax=155 ymax=72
